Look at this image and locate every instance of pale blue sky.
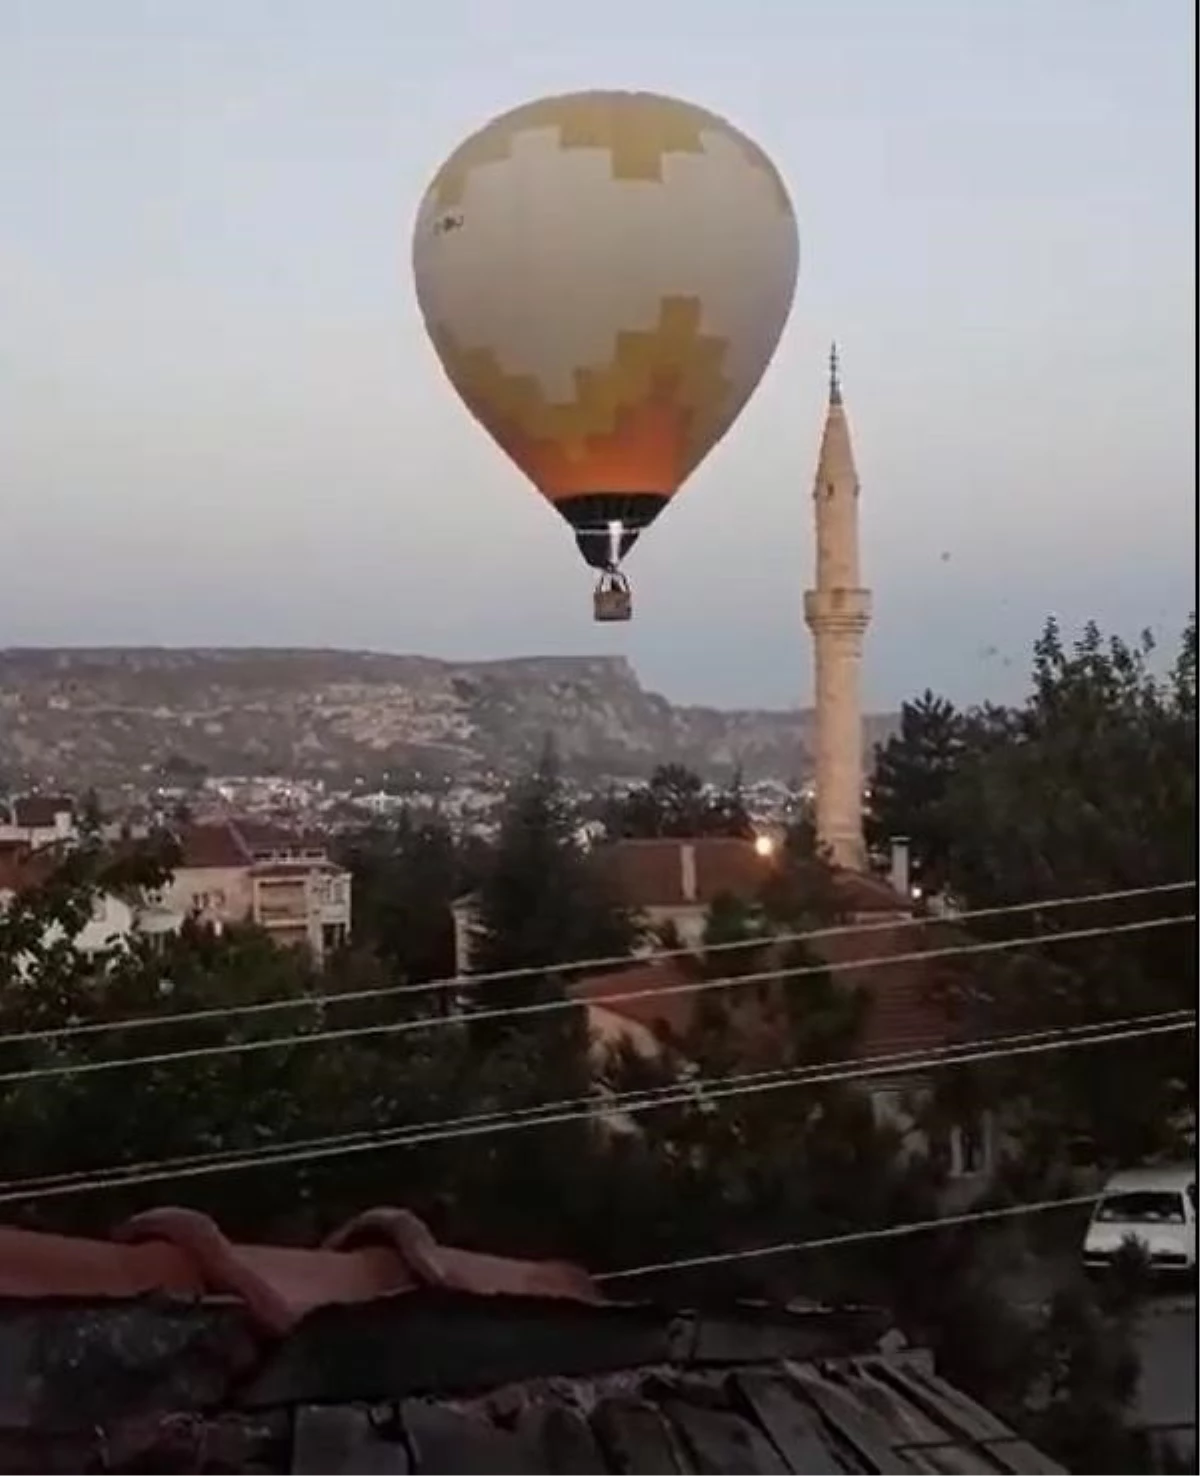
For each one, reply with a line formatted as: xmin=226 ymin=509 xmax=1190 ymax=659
xmin=1 ymin=0 xmax=1194 ymax=708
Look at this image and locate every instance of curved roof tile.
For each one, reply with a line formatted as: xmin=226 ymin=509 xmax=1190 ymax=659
xmin=0 ymin=1205 xmax=598 ymax=1336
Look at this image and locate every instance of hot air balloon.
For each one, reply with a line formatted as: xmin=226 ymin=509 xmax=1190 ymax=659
xmin=411 ymin=90 xmax=799 ymax=622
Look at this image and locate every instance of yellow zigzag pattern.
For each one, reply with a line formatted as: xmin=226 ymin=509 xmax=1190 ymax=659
xmin=431 ymin=92 xmax=791 ymax=215
xmin=429 ymin=295 xmax=732 ymax=466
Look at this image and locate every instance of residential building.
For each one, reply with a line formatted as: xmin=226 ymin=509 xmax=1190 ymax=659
xmin=168 ymin=820 xmax=352 ymax=963
xmin=0 ymin=795 xmax=78 ymax=851
xmin=0 ymin=846 xmax=182 ymax=962
xmin=600 ymin=835 xmax=785 ymax=951
xmin=562 ymin=835 xmax=994 ymax=1192
xmin=164 ymin=822 xmax=256 ymax=928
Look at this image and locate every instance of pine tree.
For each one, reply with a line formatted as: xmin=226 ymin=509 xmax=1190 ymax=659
xmin=470 ymin=745 xmax=635 ymax=984
xmin=606 ymin=763 xmax=753 ymax=839
xmin=866 ymin=690 xmax=967 ymax=884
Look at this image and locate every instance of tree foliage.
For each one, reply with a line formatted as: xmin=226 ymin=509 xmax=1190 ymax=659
xmin=605 ymin=762 xmax=754 ymax=840
xmin=868 ymin=613 xmax=1197 ymax=1171
xmin=470 ymin=746 xmax=637 ymax=982
xmin=336 ymin=808 xmax=479 ymax=986
xmin=866 ymin=689 xmax=969 ymax=885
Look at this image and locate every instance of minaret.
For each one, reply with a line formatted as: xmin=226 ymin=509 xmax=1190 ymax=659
xmin=803 ymin=345 xmax=872 ymax=870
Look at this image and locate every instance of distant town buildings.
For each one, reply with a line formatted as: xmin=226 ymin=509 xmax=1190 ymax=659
xmin=0 ymin=799 xmax=352 ymax=967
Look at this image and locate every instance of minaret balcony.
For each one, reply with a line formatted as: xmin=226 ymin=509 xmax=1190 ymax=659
xmin=803 ymin=586 xmax=872 ymax=633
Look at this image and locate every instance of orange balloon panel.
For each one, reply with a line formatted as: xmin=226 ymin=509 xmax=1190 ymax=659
xmin=490 ymin=389 xmax=686 ymax=501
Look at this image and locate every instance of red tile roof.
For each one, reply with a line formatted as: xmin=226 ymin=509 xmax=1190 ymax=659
xmin=0 ymin=1206 xmax=598 ymax=1336
xmin=570 ymin=961 xmax=701 ymax=1042
xmin=597 ymin=839 xmax=910 ymax=918
xmin=597 ymin=838 xmax=778 ymax=908
xmin=582 ymin=844 xmax=945 ymax=1064
xmin=808 ymin=921 xmax=960 ymax=1057
xmin=176 ymin=821 xmax=335 ymax=871
xmin=177 ymin=821 xmax=252 ymax=869
xmin=571 ymin=921 xmax=960 ymax=1067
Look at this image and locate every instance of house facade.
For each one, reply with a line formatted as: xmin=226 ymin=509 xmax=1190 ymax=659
xmin=0 ymin=847 xmax=183 ymax=963
xmin=169 ymin=820 xmax=352 ymax=963
xmin=0 ymin=796 xmax=78 ymax=851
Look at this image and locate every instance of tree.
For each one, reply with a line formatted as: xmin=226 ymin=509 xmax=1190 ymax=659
xmin=935 ymin=616 xmax=1198 ymax=1168
xmin=605 ymin=763 xmax=753 ymax=840
xmin=866 ymin=690 xmax=968 ymax=885
xmin=945 ymin=616 xmax=1195 ymax=905
xmin=864 ymin=615 xmax=1197 ymax=1169
xmin=337 ymin=809 xmax=479 ymax=987
xmin=0 ymin=836 xmax=474 ymax=1241
xmin=160 ymin=753 xmax=208 ymax=788
xmin=78 ymin=787 xmax=105 ymax=836
xmin=470 ymin=747 xmax=637 ymax=986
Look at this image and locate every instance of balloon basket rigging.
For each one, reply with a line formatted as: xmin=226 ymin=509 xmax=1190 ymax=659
xmin=593 ymin=569 xmax=632 ymax=623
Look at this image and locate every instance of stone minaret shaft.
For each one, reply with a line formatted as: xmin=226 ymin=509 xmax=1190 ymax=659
xmin=803 ymin=345 xmax=872 ymax=870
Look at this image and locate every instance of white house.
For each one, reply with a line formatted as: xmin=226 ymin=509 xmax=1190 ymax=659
xmin=0 ymin=848 xmax=184 ymax=966
xmin=0 ymin=796 xmax=78 ymax=851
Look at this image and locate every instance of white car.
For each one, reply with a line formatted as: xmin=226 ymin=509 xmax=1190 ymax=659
xmin=1083 ymin=1164 xmax=1198 ymax=1277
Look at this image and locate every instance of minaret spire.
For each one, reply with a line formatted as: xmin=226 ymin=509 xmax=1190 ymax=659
xmin=829 ymin=341 xmax=842 ymax=405
xmin=803 ymin=345 xmax=872 ymax=870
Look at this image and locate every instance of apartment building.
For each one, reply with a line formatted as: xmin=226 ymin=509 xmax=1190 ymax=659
xmin=169 ymin=820 xmax=351 ymax=964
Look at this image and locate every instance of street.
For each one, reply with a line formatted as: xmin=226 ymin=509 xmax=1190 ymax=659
xmin=1136 ymin=1297 xmax=1196 ymax=1460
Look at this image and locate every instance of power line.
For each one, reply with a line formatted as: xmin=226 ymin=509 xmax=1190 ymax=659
xmin=0 ymin=911 xmax=1191 ymax=1086
xmin=592 ymin=1194 xmax=1105 ymax=1281
xmin=1 ymin=1011 xmax=1190 ymax=1206
xmin=8 ymin=1009 xmax=1191 ymax=1198
xmin=2 ymin=1027 xmax=955 ymax=1192
xmin=3 ymin=879 xmax=1191 ymax=1046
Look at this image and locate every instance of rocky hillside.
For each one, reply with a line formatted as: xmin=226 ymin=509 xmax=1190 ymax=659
xmin=0 ymin=649 xmax=897 ymax=789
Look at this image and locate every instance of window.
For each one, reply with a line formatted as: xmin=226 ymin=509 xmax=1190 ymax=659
xmin=1095 ymin=1191 xmax=1186 ymax=1226
xmin=949 ymin=1114 xmax=990 ymax=1177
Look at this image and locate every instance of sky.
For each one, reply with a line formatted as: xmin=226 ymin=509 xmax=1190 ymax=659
xmin=1 ymin=0 xmax=1194 ymax=710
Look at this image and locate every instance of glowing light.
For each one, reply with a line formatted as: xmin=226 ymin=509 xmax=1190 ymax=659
xmin=753 ymin=834 xmax=775 ymax=858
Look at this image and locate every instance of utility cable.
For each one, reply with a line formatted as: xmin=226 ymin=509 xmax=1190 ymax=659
xmin=0 ymin=912 xmax=1191 ymax=1086
xmin=592 ymin=1193 xmax=1106 ymax=1281
xmin=1 ymin=879 xmax=1191 ymax=1045
xmin=7 ymin=1009 xmax=1191 ymax=1197
xmin=0 ymin=1011 xmax=1191 ymax=1206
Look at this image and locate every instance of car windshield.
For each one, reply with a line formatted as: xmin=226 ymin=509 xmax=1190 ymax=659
xmin=1095 ymin=1191 xmax=1185 ymax=1225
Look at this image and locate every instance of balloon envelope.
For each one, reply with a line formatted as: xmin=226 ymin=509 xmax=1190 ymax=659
xmin=412 ymin=90 xmax=799 ymax=568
